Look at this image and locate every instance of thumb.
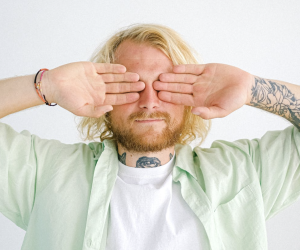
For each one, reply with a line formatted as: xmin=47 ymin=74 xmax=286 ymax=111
xmin=93 ymin=105 xmax=113 ymax=117
xmin=191 ymin=106 xmax=227 ymax=119
xmin=81 ymin=105 xmax=113 ymax=118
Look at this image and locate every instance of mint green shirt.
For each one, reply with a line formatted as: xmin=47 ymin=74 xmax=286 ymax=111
xmin=0 ymin=122 xmax=300 ymax=250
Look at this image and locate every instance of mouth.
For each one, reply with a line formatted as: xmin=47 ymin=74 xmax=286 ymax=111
xmin=135 ymin=119 xmax=164 ymax=123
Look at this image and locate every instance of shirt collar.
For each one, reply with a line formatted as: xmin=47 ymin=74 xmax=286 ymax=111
xmin=174 ymin=144 xmax=198 ymax=181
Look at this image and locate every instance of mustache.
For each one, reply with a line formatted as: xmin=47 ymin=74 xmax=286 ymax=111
xmin=128 ymin=111 xmax=171 ymax=124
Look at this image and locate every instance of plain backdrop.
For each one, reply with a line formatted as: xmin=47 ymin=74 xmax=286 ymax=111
xmin=1 ymin=0 xmax=300 ymax=249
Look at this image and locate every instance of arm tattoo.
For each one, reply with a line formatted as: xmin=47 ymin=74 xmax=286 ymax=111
xmin=118 ymin=152 xmax=126 ymax=165
xmin=169 ymin=153 xmax=173 ymax=160
xmin=136 ymin=156 xmax=161 ymax=168
xmin=250 ymin=77 xmax=300 ymax=130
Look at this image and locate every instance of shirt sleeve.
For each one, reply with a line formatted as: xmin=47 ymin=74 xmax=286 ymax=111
xmin=0 ymin=122 xmax=66 ymax=230
xmin=225 ymin=125 xmax=300 ymax=220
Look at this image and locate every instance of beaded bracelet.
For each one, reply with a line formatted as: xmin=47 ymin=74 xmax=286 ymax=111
xmin=34 ymin=69 xmax=57 ymax=106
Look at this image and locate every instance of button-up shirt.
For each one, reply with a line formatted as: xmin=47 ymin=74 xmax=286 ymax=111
xmin=0 ymin=122 xmax=299 ymax=250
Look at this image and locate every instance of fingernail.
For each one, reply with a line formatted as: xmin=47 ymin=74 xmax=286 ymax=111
xmin=192 ymin=111 xmax=200 ymax=115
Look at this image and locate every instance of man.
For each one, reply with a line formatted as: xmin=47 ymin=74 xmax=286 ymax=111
xmin=0 ymin=24 xmax=299 ymax=250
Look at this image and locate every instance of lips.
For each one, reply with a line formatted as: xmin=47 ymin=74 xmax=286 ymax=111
xmin=135 ymin=119 xmax=164 ymax=123
xmin=128 ymin=111 xmax=171 ymax=124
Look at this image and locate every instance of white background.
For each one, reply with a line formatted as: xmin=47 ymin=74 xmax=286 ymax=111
xmin=1 ymin=0 xmax=300 ymax=249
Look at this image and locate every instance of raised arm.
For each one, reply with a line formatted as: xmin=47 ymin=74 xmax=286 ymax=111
xmin=0 ymin=61 xmax=144 ymax=119
xmin=154 ymin=63 xmax=300 ymax=129
xmin=248 ymin=77 xmax=300 ymax=130
xmin=0 ymin=74 xmax=45 ymax=118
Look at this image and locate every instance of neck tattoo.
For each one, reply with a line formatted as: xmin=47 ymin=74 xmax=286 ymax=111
xmin=118 ymin=152 xmax=174 ymax=168
xmin=118 ymin=152 xmax=126 ymax=165
xmin=118 ymin=152 xmax=163 ymax=168
xmin=136 ymin=156 xmax=161 ymax=168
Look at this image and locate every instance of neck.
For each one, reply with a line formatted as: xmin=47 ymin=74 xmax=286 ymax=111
xmin=117 ymin=143 xmax=174 ymax=168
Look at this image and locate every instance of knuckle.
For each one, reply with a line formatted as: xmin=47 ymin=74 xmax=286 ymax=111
xmin=106 ymin=74 xmax=113 ymax=82
xmin=121 ymin=83 xmax=128 ymax=92
xmin=131 ymin=82 xmax=137 ymax=91
xmin=111 ymin=74 xmax=116 ymax=82
xmin=114 ymin=83 xmax=120 ymax=92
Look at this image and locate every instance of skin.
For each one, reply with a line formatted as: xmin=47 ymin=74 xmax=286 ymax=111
xmin=249 ymin=77 xmax=300 ymax=130
xmin=111 ymin=41 xmax=300 ymax=168
xmin=155 ymin=64 xmax=300 ymax=129
xmin=155 ymin=63 xmax=254 ymax=119
xmin=39 ymin=40 xmax=300 ymax=169
xmin=111 ymin=40 xmax=184 ymax=168
xmin=41 ymin=62 xmax=144 ymax=118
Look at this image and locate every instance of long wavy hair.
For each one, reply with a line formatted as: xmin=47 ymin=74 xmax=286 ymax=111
xmin=76 ymin=23 xmax=211 ymax=145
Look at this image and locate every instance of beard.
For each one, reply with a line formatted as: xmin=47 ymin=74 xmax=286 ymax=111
xmin=108 ymin=111 xmax=185 ymax=153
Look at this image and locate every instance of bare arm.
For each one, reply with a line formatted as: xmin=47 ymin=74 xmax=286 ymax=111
xmin=0 ymin=74 xmax=45 ymax=118
xmin=155 ymin=63 xmax=300 ymax=129
xmin=0 ymin=62 xmax=144 ymax=119
xmin=247 ymin=77 xmax=300 ymax=130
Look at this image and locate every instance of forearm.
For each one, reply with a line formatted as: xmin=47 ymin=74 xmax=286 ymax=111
xmin=246 ymin=76 xmax=300 ymax=130
xmin=0 ymin=73 xmax=48 ymax=119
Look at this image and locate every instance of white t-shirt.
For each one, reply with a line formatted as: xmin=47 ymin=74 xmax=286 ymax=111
xmin=106 ymin=154 xmax=210 ymax=250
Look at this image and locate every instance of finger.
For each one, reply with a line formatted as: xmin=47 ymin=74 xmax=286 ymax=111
xmin=157 ymin=91 xmax=194 ymax=106
xmin=101 ymin=72 xmax=139 ymax=83
xmin=104 ymin=93 xmax=140 ymax=105
xmin=173 ymin=64 xmax=206 ymax=75
xmin=159 ymin=73 xmax=198 ymax=83
xmin=106 ymin=81 xmax=145 ymax=93
xmin=80 ymin=105 xmax=113 ymax=118
xmin=191 ymin=106 xmax=228 ymax=119
xmin=93 ymin=63 xmax=127 ymax=74
xmin=153 ymin=81 xmax=193 ymax=94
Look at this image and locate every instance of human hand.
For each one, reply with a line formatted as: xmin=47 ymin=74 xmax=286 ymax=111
xmin=43 ymin=62 xmax=144 ymax=117
xmin=153 ymin=63 xmax=254 ymax=119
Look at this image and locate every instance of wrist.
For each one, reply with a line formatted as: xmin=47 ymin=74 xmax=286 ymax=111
xmin=41 ymin=70 xmax=56 ymax=105
xmin=245 ymin=74 xmax=255 ymax=106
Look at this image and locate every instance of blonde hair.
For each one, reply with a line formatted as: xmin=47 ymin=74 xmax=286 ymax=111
xmin=76 ymin=23 xmax=211 ymax=145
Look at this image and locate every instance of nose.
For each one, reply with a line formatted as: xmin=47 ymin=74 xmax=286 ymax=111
xmin=138 ymin=82 xmax=160 ymax=110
